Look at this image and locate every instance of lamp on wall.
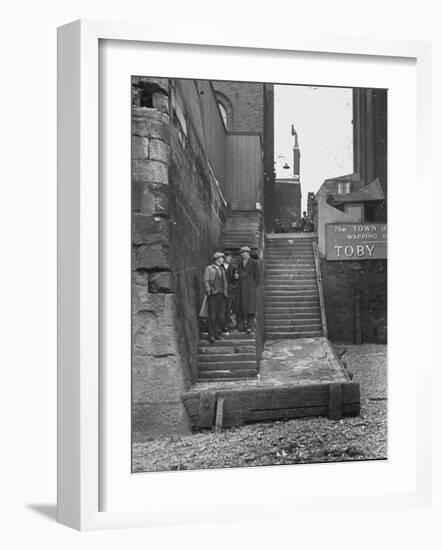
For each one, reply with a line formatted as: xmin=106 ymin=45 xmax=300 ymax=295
xmin=278 ymin=155 xmax=290 ymax=170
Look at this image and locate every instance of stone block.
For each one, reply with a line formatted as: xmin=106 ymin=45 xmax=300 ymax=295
xmin=132 ymin=136 xmax=149 ymax=159
xmin=136 ymin=243 xmax=171 ymax=271
xmin=132 ymin=109 xmax=170 ymax=142
xmin=133 ymin=294 xmax=177 ymax=356
xmin=132 ymin=159 xmax=168 ymax=185
xmin=132 ymin=214 xmax=171 ymax=246
xmin=152 ymin=92 xmax=169 ymax=114
xmin=132 ymin=279 xmax=149 ymax=313
xmin=136 ymin=183 xmax=170 ymax=216
xmin=148 ymin=271 xmax=176 ymax=293
xmin=132 ymin=401 xmax=191 ymax=440
xmin=132 ymin=77 xmax=169 ymax=94
xmin=149 ymin=139 xmax=170 ymax=164
xmin=132 ymin=180 xmax=170 ymax=215
xmin=132 ymin=355 xmax=183 ymax=402
xmin=132 ymin=269 xmax=149 ymax=286
xmin=132 ymin=87 xmax=141 ymax=107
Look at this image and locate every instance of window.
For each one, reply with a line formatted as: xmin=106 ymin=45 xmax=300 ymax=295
xmin=218 ymin=102 xmax=228 ymax=128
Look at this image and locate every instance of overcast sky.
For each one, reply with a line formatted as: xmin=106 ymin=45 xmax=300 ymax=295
xmin=274 ymin=85 xmax=353 ymax=211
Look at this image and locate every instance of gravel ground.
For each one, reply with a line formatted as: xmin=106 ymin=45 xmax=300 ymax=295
xmin=132 ymin=344 xmax=387 ymax=472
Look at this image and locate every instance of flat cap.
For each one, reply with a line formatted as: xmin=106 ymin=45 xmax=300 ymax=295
xmin=239 ymin=246 xmax=251 ymax=252
xmin=213 ymin=252 xmax=225 ymax=260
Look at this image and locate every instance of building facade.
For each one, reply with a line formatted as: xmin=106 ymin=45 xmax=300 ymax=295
xmin=314 ymin=88 xmax=388 ymax=344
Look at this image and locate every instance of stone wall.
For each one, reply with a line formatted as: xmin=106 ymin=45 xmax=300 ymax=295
xmin=131 ymin=77 xmax=226 ymax=440
xmin=320 ymin=258 xmax=387 ymax=344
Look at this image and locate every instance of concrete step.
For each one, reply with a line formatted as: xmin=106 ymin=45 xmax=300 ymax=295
xmin=198 ymin=353 xmax=256 ymax=362
xmin=264 ymin=284 xmax=318 ymax=290
xmin=200 ymin=332 xmax=254 ymax=341
xmin=265 ymin=307 xmax=321 ymax=319
xmin=198 ymin=340 xmax=255 ymax=349
xmin=265 ymin=304 xmax=320 ymax=310
xmin=265 ymin=295 xmax=320 ymax=301
xmin=266 ymin=265 xmax=315 ymax=269
xmin=197 ymin=370 xmax=258 ymax=381
xmin=264 ymin=304 xmax=320 ymax=313
xmin=265 ymin=267 xmax=316 ymax=272
xmin=265 ymin=267 xmax=315 ymax=272
xmin=265 ymin=289 xmax=319 ymax=295
xmin=265 ymin=295 xmax=319 ymax=302
xmin=198 ymin=345 xmax=256 ymax=354
xmin=198 ymin=360 xmax=258 ymax=370
xmin=265 ymin=258 xmax=314 ymax=262
xmin=266 ymin=322 xmax=322 ymax=329
xmin=265 ymin=307 xmax=320 ymax=314
xmin=266 ymin=244 xmax=314 ymax=247
xmin=266 ymin=248 xmax=313 ymax=252
xmin=265 ymin=311 xmax=321 ymax=319
xmin=266 ymin=330 xmax=323 ymax=339
xmin=265 ymin=277 xmax=317 ymax=282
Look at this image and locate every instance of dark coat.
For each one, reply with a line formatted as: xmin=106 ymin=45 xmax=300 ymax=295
xmin=236 ymin=257 xmax=260 ymax=315
xmin=222 ymin=262 xmax=237 ymax=294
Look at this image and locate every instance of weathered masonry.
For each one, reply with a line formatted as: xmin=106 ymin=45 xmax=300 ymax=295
xmin=131 ymin=77 xmax=273 ymax=439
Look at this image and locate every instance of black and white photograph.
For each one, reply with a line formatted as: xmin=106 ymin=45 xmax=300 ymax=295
xmin=131 ymin=76 xmax=387 ymax=472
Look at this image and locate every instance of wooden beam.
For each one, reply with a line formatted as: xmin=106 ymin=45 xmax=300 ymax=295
xmin=328 ymin=383 xmax=343 ymax=420
xmin=214 ymin=397 xmax=225 ymax=433
xmin=197 ymin=391 xmax=217 ymax=429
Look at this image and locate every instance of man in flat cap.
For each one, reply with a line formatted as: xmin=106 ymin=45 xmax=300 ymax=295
xmin=236 ymin=246 xmax=260 ymax=333
xmin=203 ymin=252 xmax=228 ymax=343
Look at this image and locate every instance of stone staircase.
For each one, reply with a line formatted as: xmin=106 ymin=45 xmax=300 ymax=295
xmin=197 ymin=210 xmax=263 ymax=381
xmin=197 ymin=332 xmax=259 ymax=381
xmin=264 ymin=234 xmax=324 ymax=339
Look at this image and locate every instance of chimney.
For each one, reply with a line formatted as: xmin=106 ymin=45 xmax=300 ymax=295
xmin=291 ymin=125 xmax=300 ymax=178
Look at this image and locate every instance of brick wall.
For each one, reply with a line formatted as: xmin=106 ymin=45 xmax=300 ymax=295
xmin=320 ymin=258 xmax=387 ymax=343
xmin=212 ymin=81 xmax=264 ymax=134
xmin=270 ymin=180 xmax=302 ymax=231
xmin=131 ymin=77 xmax=226 ymax=440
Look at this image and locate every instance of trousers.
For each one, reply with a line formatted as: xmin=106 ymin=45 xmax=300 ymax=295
xmin=207 ymin=293 xmax=226 ymax=338
xmin=237 ymin=313 xmax=255 ymax=331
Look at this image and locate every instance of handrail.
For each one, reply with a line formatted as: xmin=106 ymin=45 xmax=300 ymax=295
xmin=254 ymin=214 xmax=265 ymax=364
xmin=313 ymin=240 xmax=328 ymax=338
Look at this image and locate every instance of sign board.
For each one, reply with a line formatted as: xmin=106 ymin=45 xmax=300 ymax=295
xmin=326 ymin=223 xmax=387 ymax=261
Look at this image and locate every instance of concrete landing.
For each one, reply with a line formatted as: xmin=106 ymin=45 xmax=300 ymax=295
xmin=182 ymin=338 xmax=360 ymax=430
xmin=260 ymin=338 xmax=348 ymax=386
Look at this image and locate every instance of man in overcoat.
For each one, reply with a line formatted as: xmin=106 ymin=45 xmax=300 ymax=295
xmin=203 ymin=252 xmax=228 ymax=343
xmin=236 ymin=246 xmax=260 ymax=333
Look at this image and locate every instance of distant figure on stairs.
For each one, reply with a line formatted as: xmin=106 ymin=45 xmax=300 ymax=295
xmin=203 ymin=252 xmax=228 ymax=343
xmin=301 ymin=211 xmax=314 ymax=232
xmin=236 ymin=246 xmax=260 ymax=334
xmin=286 ymin=207 xmax=302 ymax=232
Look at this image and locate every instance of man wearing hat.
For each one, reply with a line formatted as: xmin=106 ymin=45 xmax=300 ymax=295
xmin=236 ymin=246 xmax=260 ymax=333
xmin=203 ymin=252 xmax=228 ymax=343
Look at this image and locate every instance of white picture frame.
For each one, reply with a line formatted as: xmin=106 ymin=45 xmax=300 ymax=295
xmin=57 ymin=19 xmax=433 ymax=531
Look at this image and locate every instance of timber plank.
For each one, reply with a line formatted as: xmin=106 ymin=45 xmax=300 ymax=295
xmin=243 ymin=406 xmax=328 ymax=424
xmin=328 ymin=383 xmax=343 ymax=420
xmin=197 ymin=391 xmax=216 ymax=429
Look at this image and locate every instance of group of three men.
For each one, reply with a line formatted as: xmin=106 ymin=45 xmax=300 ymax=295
xmin=203 ymin=246 xmax=260 ymax=343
